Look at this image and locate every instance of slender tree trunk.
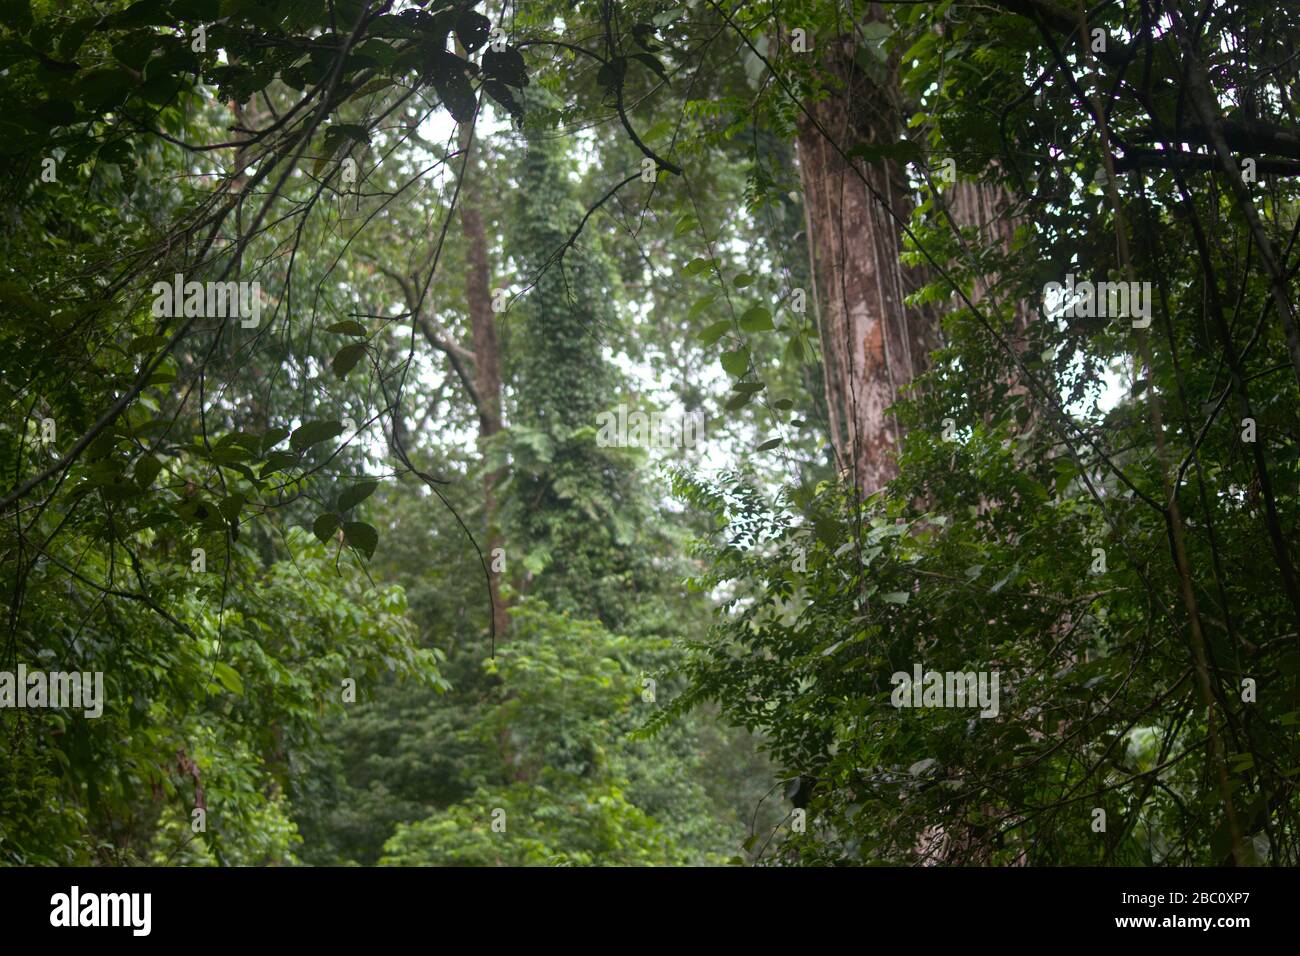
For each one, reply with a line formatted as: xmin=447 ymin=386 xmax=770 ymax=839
xmin=457 ymin=124 xmax=509 ymax=641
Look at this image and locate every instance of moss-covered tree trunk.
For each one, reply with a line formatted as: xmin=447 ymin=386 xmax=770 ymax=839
xmin=508 ymin=116 xmax=632 ymax=629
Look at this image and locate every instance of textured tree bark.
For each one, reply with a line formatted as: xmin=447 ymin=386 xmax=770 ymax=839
xmin=947 ymin=175 xmax=1038 ymax=414
xmin=795 ymin=32 xmax=939 ymax=494
xmin=794 ymin=21 xmax=1039 ymax=865
xmin=457 ymin=124 xmax=509 ymax=641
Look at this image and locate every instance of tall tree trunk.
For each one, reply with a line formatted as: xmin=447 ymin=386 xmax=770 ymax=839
xmin=795 ymin=28 xmax=939 ymax=494
xmin=794 ymin=21 xmax=1038 ymax=864
xmin=947 ymin=176 xmax=1038 ymax=417
xmin=457 ymin=124 xmax=509 ymax=641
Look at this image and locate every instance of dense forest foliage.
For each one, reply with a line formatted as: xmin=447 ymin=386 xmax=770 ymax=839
xmin=0 ymin=0 xmax=1297 ymax=867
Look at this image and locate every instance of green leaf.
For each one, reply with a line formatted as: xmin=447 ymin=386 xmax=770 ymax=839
xmin=326 ymin=320 xmax=366 ymax=336
xmin=433 ymin=69 xmax=476 ymax=124
xmin=454 ymin=10 xmax=491 ymax=53
xmin=218 ymin=432 xmax=262 ymax=455
xmin=861 ymin=21 xmax=893 ymax=42
xmin=813 ymin=517 xmax=839 ymax=546
xmin=482 ymin=79 xmax=521 ymax=118
xmin=312 ymin=512 xmax=341 ymax=543
xmin=688 ymin=293 xmax=717 ymax=318
xmin=682 ymin=257 xmax=713 ymax=278
xmin=756 ymin=437 xmax=783 ymax=451
xmin=882 ymin=591 xmax=911 ymax=604
xmin=697 ymin=320 xmax=731 ymax=346
xmin=989 ymin=566 xmax=1019 ymax=594
xmin=720 ymin=348 xmax=749 ymax=377
xmin=260 ymin=451 xmax=298 ymax=477
xmin=260 ymin=426 xmax=291 ymax=453
xmin=332 ymin=343 xmax=367 ymax=378
xmin=631 ymin=52 xmax=668 ymax=82
xmin=739 ymin=306 xmax=773 ymax=331
xmin=482 ymin=47 xmax=528 ymax=88
xmin=1052 ymin=458 xmax=1076 ymax=496
xmin=212 ymin=661 xmax=244 ymax=697
xmin=219 ymin=493 xmax=245 ymax=524
xmin=343 ymin=521 xmax=379 ymax=559
xmin=338 ymin=479 xmax=379 ymax=512
xmin=290 ymin=420 xmax=344 ymax=451
xmin=134 ymin=456 xmax=164 ymax=489
xmin=733 ymin=273 xmax=754 ymax=288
